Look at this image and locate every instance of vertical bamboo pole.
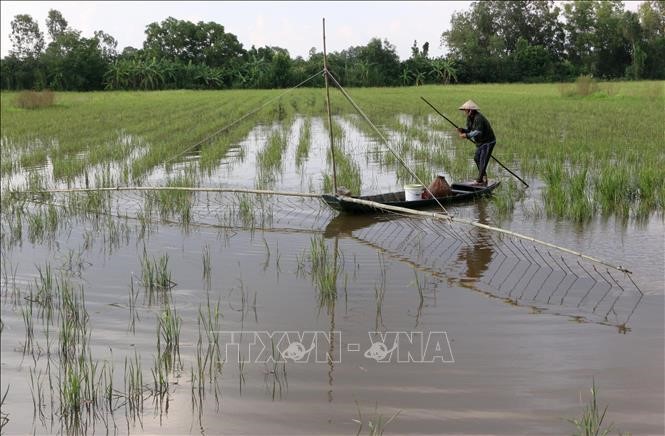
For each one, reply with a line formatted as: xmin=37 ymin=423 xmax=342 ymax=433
xmin=322 ymin=18 xmax=338 ymax=194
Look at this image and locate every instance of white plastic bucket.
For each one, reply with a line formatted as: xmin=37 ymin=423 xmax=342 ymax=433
xmin=404 ymin=184 xmax=424 ymax=201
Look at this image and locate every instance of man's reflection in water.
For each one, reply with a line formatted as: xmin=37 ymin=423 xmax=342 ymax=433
xmin=458 ymin=201 xmax=494 ymax=283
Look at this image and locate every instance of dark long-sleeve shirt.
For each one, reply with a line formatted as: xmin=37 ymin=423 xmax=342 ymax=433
xmin=463 ymin=111 xmax=496 ymax=145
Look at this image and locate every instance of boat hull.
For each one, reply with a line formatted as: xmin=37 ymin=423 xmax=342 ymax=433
xmin=321 ymin=181 xmax=500 ymax=213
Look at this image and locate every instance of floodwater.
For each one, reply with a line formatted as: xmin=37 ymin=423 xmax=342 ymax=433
xmin=1 ymin=116 xmax=663 ymax=435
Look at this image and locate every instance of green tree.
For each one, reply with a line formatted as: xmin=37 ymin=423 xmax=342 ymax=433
xmin=9 ymin=14 xmax=44 ymax=59
xmin=143 ymin=17 xmax=244 ymax=69
xmin=45 ymin=9 xmax=68 ymax=42
xmin=639 ymin=0 xmax=665 ymax=79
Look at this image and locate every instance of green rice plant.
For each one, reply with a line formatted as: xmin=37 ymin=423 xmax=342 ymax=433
xmin=568 ymin=379 xmax=620 ymax=436
xmin=124 ymin=350 xmax=144 ymax=420
xmin=128 ymin=275 xmax=139 ymax=333
xmin=542 ymin=160 xmax=566 ymax=218
xmin=140 ymin=249 xmax=176 ymax=296
xmin=236 ymin=193 xmax=256 ymax=228
xmin=594 ymin=165 xmax=631 ymax=219
xmin=323 ymin=143 xmax=362 ymax=195
xmin=1 ymin=257 xmax=20 ymax=305
xmin=256 ymin=127 xmax=289 ymax=189
xmin=21 ymin=299 xmax=35 ymax=355
xmin=34 ymin=263 xmax=55 ymax=319
xmin=352 ymin=400 xmax=401 ymax=436
xmin=151 ymin=351 xmax=169 ymax=400
xmin=568 ymin=164 xmax=593 ymax=223
xmin=308 ymin=235 xmax=341 ymax=312
xmin=58 ymin=278 xmax=89 ymax=362
xmin=198 ymin=297 xmax=224 ymax=379
xmin=58 ymin=351 xmax=105 ymax=427
xmin=295 ymin=117 xmax=312 ymax=167
xmin=202 ymin=243 xmax=212 ymax=286
xmin=158 ymin=302 xmax=182 ymax=371
xmin=491 ymin=178 xmax=522 ymax=220
xmin=29 ymin=368 xmax=47 ymax=422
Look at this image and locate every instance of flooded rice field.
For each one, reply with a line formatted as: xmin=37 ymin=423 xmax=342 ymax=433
xmin=1 ymin=115 xmax=663 ymax=435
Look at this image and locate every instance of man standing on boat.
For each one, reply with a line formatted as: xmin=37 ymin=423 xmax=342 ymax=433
xmin=457 ymin=100 xmax=496 ymax=186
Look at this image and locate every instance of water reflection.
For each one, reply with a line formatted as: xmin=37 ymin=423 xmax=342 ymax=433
xmin=320 ymin=201 xmax=643 ymax=331
xmin=456 ymin=201 xmax=493 ymax=284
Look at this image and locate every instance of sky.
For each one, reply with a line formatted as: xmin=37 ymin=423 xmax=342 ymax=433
xmin=1 ymin=1 xmax=476 ymax=60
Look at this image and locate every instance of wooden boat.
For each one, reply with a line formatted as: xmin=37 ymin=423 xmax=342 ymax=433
xmin=321 ymin=180 xmax=500 ymax=214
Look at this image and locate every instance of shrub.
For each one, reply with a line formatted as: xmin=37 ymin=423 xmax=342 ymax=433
xmin=575 ymin=74 xmax=598 ymax=96
xmin=14 ymin=90 xmax=55 ymax=109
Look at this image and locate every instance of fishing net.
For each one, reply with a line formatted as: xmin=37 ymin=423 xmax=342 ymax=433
xmin=3 ymin=188 xmax=643 ymax=331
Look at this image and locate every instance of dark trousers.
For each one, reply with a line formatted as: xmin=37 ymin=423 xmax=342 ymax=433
xmin=474 ymin=141 xmax=496 ymax=181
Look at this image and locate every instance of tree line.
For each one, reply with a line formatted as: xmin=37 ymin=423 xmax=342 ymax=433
xmin=2 ymin=1 xmax=663 ymax=92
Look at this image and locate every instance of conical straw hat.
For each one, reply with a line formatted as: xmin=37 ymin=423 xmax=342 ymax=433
xmin=458 ymin=100 xmax=480 ymax=110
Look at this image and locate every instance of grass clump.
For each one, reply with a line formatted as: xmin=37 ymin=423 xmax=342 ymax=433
xmin=14 ymin=90 xmax=55 ymax=109
xmin=568 ymin=379 xmax=624 ymax=436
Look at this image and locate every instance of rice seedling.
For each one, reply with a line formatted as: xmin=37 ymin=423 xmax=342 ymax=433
xmin=568 ymin=379 xmax=621 ymax=436
xmin=29 ymin=369 xmax=47 ymax=421
xmin=198 ymin=297 xmax=224 ymax=380
xmin=202 ymin=243 xmax=212 ymax=286
xmin=58 ymin=279 xmax=89 ymax=362
xmin=352 ymin=400 xmax=401 ymax=436
xmin=308 ymin=235 xmax=340 ymax=312
xmin=295 ymin=117 xmax=312 ymax=167
xmin=1 ymin=257 xmax=20 ymax=305
xmin=256 ymin=127 xmax=289 ymax=189
xmin=157 ymin=174 xmax=197 ymax=226
xmin=151 ymin=351 xmax=170 ymax=400
xmin=57 ymin=350 xmax=107 ymax=430
xmin=322 ymin=122 xmax=362 ymax=195
xmin=490 ymin=178 xmax=523 ymax=221
xmin=123 ymin=350 xmax=144 ymax=421
xmin=140 ymin=248 xmax=176 ymax=299
xmin=236 ymin=193 xmax=256 ymax=228
xmin=158 ymin=303 xmax=182 ymax=370
xmin=21 ymin=299 xmax=35 ymax=355
xmin=128 ymin=275 xmax=140 ymax=334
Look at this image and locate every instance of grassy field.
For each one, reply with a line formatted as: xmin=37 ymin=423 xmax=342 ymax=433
xmin=1 ymin=81 xmax=663 ymax=221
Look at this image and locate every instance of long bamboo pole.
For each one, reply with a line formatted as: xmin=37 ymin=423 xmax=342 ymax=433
xmin=16 ymin=186 xmax=322 ymax=198
xmin=322 ymin=18 xmax=338 ymax=194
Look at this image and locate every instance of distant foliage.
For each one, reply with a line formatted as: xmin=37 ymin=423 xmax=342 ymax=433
xmin=14 ymin=90 xmax=55 ymax=109
xmin=2 ymin=1 xmax=665 ymax=91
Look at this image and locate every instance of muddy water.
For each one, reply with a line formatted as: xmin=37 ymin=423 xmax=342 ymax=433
xmin=1 ymin=117 xmax=663 ymax=434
